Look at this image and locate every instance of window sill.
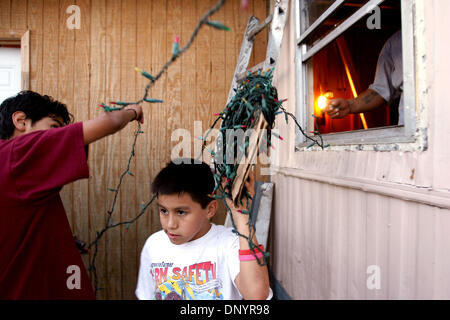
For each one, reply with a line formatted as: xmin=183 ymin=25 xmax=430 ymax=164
xmin=295 ymin=125 xmax=421 ymax=151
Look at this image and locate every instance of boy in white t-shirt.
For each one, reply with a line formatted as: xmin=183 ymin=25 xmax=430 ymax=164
xmin=135 ymin=159 xmax=272 ymax=300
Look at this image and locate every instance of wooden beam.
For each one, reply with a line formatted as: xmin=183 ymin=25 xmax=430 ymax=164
xmin=20 ymin=30 xmax=29 ymax=90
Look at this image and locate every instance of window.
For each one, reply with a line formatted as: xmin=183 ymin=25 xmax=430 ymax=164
xmin=0 ymin=45 xmax=21 ymax=104
xmin=295 ymin=0 xmax=416 ymax=147
xmin=0 ymin=30 xmax=30 ymax=104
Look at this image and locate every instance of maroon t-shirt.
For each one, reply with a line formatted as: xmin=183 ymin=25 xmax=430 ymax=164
xmin=0 ymin=122 xmax=96 ymax=299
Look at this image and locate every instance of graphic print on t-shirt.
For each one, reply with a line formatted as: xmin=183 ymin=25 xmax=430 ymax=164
xmin=150 ymin=261 xmax=223 ymax=300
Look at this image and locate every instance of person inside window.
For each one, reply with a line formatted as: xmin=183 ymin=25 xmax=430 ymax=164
xmin=325 ymin=30 xmax=403 ymax=125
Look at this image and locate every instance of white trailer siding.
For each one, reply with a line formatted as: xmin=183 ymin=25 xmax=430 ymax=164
xmin=270 ymin=0 xmax=450 ymax=299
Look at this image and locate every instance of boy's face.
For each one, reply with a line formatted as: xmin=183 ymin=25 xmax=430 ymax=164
xmin=11 ymin=113 xmax=64 ymax=139
xmin=25 ymin=116 xmax=64 ymax=133
xmin=157 ymin=193 xmax=216 ymax=245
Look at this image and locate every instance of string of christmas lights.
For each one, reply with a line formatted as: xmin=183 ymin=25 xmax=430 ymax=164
xmin=198 ymin=69 xmax=326 ymax=265
xmin=88 ymin=0 xmax=228 ymax=295
xmin=87 ymin=0 xmax=326 ymax=293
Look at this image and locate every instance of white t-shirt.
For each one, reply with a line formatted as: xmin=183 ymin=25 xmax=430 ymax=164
xmin=369 ymin=30 xmax=404 ymax=125
xmin=135 ymin=223 xmax=272 ymax=300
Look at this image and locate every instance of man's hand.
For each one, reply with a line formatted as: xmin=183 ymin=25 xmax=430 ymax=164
xmin=325 ymin=98 xmax=352 ymax=119
xmin=325 ymin=90 xmax=386 ymax=120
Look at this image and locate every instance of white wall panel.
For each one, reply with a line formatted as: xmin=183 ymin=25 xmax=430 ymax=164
xmin=271 ymin=172 xmax=450 ymax=299
xmin=270 ymin=0 xmax=450 ymax=300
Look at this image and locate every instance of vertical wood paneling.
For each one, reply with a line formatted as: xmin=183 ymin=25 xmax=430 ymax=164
xmin=166 ymin=0 xmax=182 ymax=138
xmin=196 ymin=0 xmax=212 ymax=156
xmin=70 ymin=0 xmax=92 ymax=297
xmin=148 ymin=0 xmax=168 ymax=247
xmin=224 ymin=0 xmax=237 ymax=104
xmin=27 ymin=0 xmax=43 ymax=93
xmin=72 ymin=0 xmax=91 ymax=264
xmin=210 ymin=0 xmax=226 ymax=135
xmin=119 ymin=0 xmax=137 ymax=300
xmin=251 ymin=0 xmax=267 ymax=66
xmin=151 ymin=0 xmax=167 ymax=164
xmin=5 ymin=0 xmax=268 ymax=299
xmin=42 ymin=0 xmax=59 ymax=97
xmin=104 ymin=0 xmax=122 ymax=300
xmin=88 ymin=0 xmax=107 ymax=300
xmin=0 ymin=0 xmax=11 ymax=32
xmin=181 ymin=0 xmax=197 ymax=159
xmin=10 ymin=0 xmax=26 ymax=33
xmin=135 ymin=0 xmax=153 ymax=293
xmin=58 ymin=0 xmax=75 ymax=232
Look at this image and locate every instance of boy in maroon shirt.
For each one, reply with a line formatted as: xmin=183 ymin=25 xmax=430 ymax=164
xmin=0 ymin=91 xmax=144 ymax=299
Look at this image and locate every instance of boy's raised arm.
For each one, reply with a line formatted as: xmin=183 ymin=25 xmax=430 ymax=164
xmin=82 ymin=104 xmax=144 ymax=145
xmin=225 ymin=172 xmax=271 ymax=300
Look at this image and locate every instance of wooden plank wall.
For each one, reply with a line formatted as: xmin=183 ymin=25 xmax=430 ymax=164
xmin=0 ymin=0 xmax=268 ymax=299
xmin=268 ymin=1 xmax=450 ymax=299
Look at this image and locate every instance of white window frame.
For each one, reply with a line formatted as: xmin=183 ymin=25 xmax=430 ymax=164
xmin=294 ymin=0 xmax=417 ymax=148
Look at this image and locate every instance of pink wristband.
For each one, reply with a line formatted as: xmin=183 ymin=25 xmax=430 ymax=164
xmin=239 ymin=252 xmax=264 ymax=261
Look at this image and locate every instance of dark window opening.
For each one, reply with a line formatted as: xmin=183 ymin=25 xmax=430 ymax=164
xmin=307 ymin=0 xmax=402 ymax=134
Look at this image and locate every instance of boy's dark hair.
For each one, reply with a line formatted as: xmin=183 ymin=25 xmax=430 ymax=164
xmin=0 ymin=90 xmax=73 ymax=139
xmin=152 ymin=159 xmax=216 ymax=209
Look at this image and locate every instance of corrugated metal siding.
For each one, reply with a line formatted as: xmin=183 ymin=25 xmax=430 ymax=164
xmin=268 ymin=0 xmax=450 ymax=300
xmin=271 ymin=172 xmax=450 ymax=299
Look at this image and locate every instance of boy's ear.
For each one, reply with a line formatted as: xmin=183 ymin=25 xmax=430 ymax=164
xmin=12 ymin=111 xmax=28 ymax=132
xmin=206 ymin=200 xmax=218 ymax=219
